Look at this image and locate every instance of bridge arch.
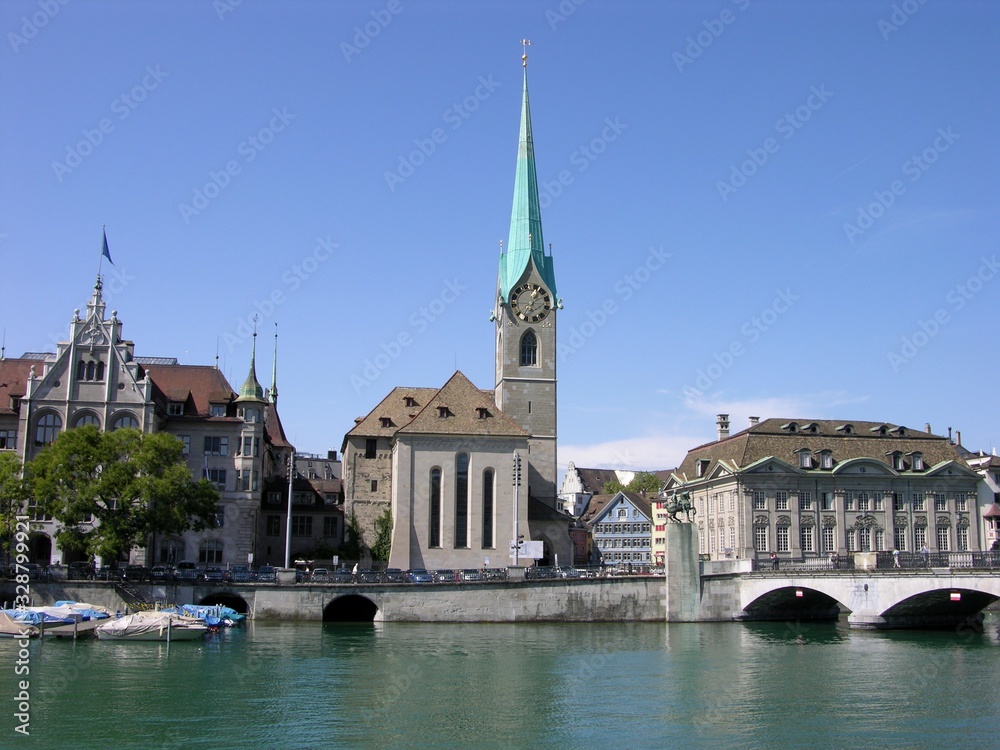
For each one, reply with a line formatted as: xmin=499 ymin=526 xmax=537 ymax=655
xmin=741 ymin=585 xmax=844 ymax=622
xmin=324 ymin=594 xmax=379 ymax=622
xmin=197 ymin=592 xmax=250 ymax=614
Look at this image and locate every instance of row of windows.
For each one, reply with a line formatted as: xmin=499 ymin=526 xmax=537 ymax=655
xmin=593 ymin=522 xmax=651 ymax=534
xmin=596 ymin=538 xmax=651 ymax=549
xmin=746 ymin=491 xmax=969 ymax=513
xmin=429 ymin=457 xmax=496 ymax=549
xmin=157 ymin=540 xmax=224 ymax=564
xmin=76 ymin=360 xmax=106 ymax=381
xmin=265 ymin=514 xmax=340 ymax=538
xmin=34 ymin=412 xmax=140 ymax=445
xmin=742 ymin=525 xmax=971 ymax=554
xmin=602 ymin=552 xmax=650 ymax=562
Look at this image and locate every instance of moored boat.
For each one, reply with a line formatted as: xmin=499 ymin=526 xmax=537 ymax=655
xmin=95 ymin=612 xmax=208 ymax=641
xmin=0 ymin=611 xmax=38 ymax=638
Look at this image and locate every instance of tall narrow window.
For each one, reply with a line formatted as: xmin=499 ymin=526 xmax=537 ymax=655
xmin=455 ymin=453 xmax=469 ymax=548
xmin=35 ymin=413 xmax=62 ymax=446
xmin=429 ymin=467 xmax=442 ymax=548
xmin=482 ymin=468 xmax=495 ymax=549
xmin=519 ymin=330 xmax=538 ymax=367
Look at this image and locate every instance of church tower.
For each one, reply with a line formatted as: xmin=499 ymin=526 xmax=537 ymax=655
xmin=494 ymin=42 xmax=560 ymax=505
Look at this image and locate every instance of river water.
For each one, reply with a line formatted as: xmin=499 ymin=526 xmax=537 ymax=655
xmin=2 ymin=614 xmax=999 ymax=749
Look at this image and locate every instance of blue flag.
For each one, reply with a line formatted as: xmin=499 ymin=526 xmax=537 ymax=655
xmin=102 ymin=228 xmax=114 ymax=265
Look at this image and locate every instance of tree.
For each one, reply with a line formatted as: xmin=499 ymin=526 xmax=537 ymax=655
xmin=370 ymin=508 xmax=393 ymax=561
xmin=603 ymin=472 xmax=662 ymax=496
xmin=338 ymin=511 xmax=365 ymax=560
xmin=25 ymin=426 xmax=219 ymax=562
xmin=0 ymin=452 xmax=28 ymax=566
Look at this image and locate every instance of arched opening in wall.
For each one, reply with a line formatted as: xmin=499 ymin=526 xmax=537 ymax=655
xmin=29 ymin=534 xmax=52 ymax=566
xmin=741 ymin=587 xmax=843 ymax=622
xmin=198 ymin=593 xmax=250 ymax=615
xmin=881 ymin=589 xmax=999 ymax=630
xmin=324 ymin=594 xmax=378 ymax=622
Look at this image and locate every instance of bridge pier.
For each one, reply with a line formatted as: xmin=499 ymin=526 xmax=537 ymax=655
xmin=664 ymin=523 xmax=700 ymax=621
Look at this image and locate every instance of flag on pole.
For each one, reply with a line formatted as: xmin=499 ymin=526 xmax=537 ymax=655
xmin=101 ymin=227 xmax=114 ymax=265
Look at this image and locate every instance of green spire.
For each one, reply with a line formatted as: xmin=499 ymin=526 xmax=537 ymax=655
xmin=269 ymin=324 xmax=279 ymax=404
xmin=498 ymin=65 xmax=557 ymax=303
xmin=236 ymin=330 xmax=265 ymax=402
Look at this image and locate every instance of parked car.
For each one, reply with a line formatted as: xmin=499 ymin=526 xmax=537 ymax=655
xmin=557 ymin=566 xmax=581 ymax=579
xmin=256 ymin=565 xmax=277 ymax=582
xmin=434 ymin=569 xmax=458 ymax=582
xmin=311 ymin=568 xmax=331 ymax=582
xmin=225 ymin=565 xmax=252 ymax=583
xmin=331 ymin=568 xmax=354 ymax=583
xmin=383 ymin=568 xmax=405 ymax=583
xmin=357 ymin=569 xmax=382 ymax=583
xmin=174 ymin=561 xmax=199 ymax=582
xmin=150 ymin=565 xmax=174 ymax=582
xmin=405 ymin=569 xmax=433 ymax=583
xmin=67 ymin=561 xmax=95 ymax=580
xmin=460 ymin=569 xmax=484 ymax=582
xmin=200 ymin=566 xmax=225 ymax=583
xmin=121 ymin=565 xmax=149 ymax=582
xmin=9 ymin=563 xmax=48 ymax=581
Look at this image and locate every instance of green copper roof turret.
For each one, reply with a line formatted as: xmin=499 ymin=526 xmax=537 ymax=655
xmin=498 ymin=67 xmax=557 ymax=303
xmin=236 ymin=332 xmax=265 ymax=402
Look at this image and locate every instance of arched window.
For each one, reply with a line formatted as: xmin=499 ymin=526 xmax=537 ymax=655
xmin=77 ymin=361 xmax=87 ymax=380
xmin=199 ymin=539 xmax=223 ymax=564
xmin=429 ymin=467 xmax=442 ymax=548
xmin=35 ymin=413 xmax=62 ymax=446
xmin=111 ymin=413 xmax=139 ymax=431
xmin=73 ymin=412 xmax=99 ymax=428
xmin=482 ymin=468 xmax=495 ymax=549
xmin=86 ymin=361 xmax=95 ymax=380
xmin=96 ymin=361 xmax=105 ymax=380
xmin=519 ymin=330 xmax=538 ymax=367
xmin=455 ymin=453 xmax=469 ymax=548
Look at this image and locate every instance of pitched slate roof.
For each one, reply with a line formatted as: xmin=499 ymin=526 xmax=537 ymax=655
xmin=345 ymin=386 xmax=441 ymax=440
xmin=144 ymin=365 xmax=236 ymax=418
xmin=573 ymin=468 xmax=623 ymax=494
xmin=584 ymin=490 xmax=654 ymax=526
xmin=675 ymin=417 xmax=969 ymax=481
xmin=398 ymin=371 xmax=527 ymax=437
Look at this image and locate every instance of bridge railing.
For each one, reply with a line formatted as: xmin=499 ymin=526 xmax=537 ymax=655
xmin=749 ymin=551 xmax=1000 ymax=573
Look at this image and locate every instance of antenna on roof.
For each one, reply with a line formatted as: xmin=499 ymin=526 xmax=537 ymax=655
xmin=1 ymin=328 xmax=5 ymax=361
xmin=215 ymin=337 xmax=220 ymax=370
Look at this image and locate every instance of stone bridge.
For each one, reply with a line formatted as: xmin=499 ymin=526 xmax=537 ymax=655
xmin=698 ymin=566 xmax=1000 ymax=629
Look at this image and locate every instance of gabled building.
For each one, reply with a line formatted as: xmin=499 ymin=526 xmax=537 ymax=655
xmin=663 ymin=415 xmax=981 ymax=562
xmin=558 ymin=463 xmax=635 ymax=517
xmin=583 ymin=490 xmax=653 ymax=569
xmin=1 ymin=276 xmax=293 ymax=568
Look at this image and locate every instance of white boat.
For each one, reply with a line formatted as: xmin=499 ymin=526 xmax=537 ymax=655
xmin=0 ymin=611 xmax=38 ymax=639
xmin=95 ymin=612 xmax=208 ymax=642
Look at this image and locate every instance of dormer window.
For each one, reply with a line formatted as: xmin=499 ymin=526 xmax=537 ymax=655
xmin=871 ymin=424 xmax=889 ymax=436
xmin=404 ymin=396 xmax=417 ymax=408
xmin=910 ymin=452 xmax=924 ymax=471
xmin=379 ymin=416 xmax=394 ymax=428
xmin=437 ymin=406 xmax=450 ymax=418
xmin=167 ymin=402 xmax=184 ymax=416
xmin=888 ymin=451 xmax=905 ymax=471
xmin=819 ymin=450 xmax=833 ymax=470
xmin=894 ymin=426 xmax=907 ymax=436
xmin=696 ymin=459 xmax=710 ymax=477
xmin=836 ymin=424 xmax=854 ymax=435
xmin=10 ymin=396 xmax=21 ymax=412
xmin=804 ymin=423 xmax=819 ymax=433
xmin=210 ymin=404 xmax=226 ymax=417
xmin=797 ymin=449 xmax=812 ymax=469
xmin=476 ymin=407 xmax=489 ymax=420
xmin=781 ymin=422 xmax=799 ymax=433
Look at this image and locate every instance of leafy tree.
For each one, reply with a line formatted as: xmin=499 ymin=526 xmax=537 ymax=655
xmin=25 ymin=426 xmax=219 ymax=562
xmin=338 ymin=511 xmax=365 ymax=560
xmin=603 ymin=472 xmax=662 ymax=496
xmin=0 ymin=452 xmax=28 ymax=565
xmin=370 ymin=507 xmax=393 ymax=561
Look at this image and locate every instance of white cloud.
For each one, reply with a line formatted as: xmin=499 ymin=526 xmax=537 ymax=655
xmin=559 ymin=433 xmax=699 ymax=473
xmin=681 ymin=389 xmax=869 ymax=430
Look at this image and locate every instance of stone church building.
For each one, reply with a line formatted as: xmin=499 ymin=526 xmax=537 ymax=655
xmin=343 ymin=58 xmax=573 ymax=571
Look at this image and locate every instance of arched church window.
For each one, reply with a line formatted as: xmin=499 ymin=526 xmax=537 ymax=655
xmin=35 ymin=413 xmax=62 ymax=446
xmin=73 ymin=412 xmax=99 ymax=428
xmin=482 ymin=468 xmax=495 ymax=549
xmin=86 ymin=361 xmax=95 ymax=380
xmin=77 ymin=361 xmax=87 ymax=380
xmin=519 ymin=330 xmax=538 ymax=367
xmin=112 ymin=413 xmax=139 ymax=431
xmin=96 ymin=361 xmax=105 ymax=380
xmin=429 ymin=467 xmax=442 ymax=548
xmin=455 ymin=453 xmax=469 ymax=549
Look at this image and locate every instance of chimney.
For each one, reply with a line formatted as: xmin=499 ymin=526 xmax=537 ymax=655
xmin=925 ymin=423 xmax=931 ymax=434
xmin=717 ymin=414 xmax=730 ymax=441
xmin=955 ymin=430 xmax=961 ymax=447
xmin=749 ymin=416 xmax=759 ymax=427
xmin=948 ymin=427 xmax=953 ymax=442
xmin=327 ymin=449 xmax=338 ymax=461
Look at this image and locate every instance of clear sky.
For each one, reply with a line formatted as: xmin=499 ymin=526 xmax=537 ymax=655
xmin=2 ymin=0 xmax=997 ymax=472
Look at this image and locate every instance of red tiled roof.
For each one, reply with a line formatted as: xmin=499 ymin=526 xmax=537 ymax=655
xmin=0 ymin=357 xmax=43 ymax=417
xmin=144 ymin=365 xmax=235 ymax=418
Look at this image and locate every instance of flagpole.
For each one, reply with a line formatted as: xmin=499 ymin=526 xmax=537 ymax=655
xmin=97 ymin=225 xmax=105 ymax=280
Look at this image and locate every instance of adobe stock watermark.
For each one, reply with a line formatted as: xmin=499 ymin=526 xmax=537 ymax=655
xmin=384 ymin=75 xmax=500 ymax=191
xmin=559 ymin=245 xmax=671 ymax=358
xmin=546 ymin=0 xmax=586 ymax=30
xmin=887 ymin=255 xmax=999 ymax=371
xmin=673 ymin=0 xmax=751 ymax=73
xmin=51 ymin=65 xmax=169 ymax=182
xmin=683 ymin=288 xmax=798 ymax=398
xmin=178 ymin=107 xmax=296 ymax=223
xmin=223 ymin=235 xmax=337 ymax=352
xmin=213 ymin=0 xmax=244 ymax=21
xmin=7 ymin=0 xmax=71 ymax=53
xmin=350 ymin=278 xmax=467 ymax=393
xmin=843 ymin=127 xmax=959 ymax=245
xmin=340 ymin=0 xmax=404 ymax=63
xmin=717 ymin=85 xmax=832 ymax=201
xmin=538 ymin=116 xmax=628 ymax=209
xmin=878 ymin=0 xmax=929 ymax=41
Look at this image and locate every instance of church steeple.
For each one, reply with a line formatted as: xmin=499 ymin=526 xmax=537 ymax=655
xmin=498 ymin=43 xmax=558 ymax=304
xmin=236 ymin=327 xmax=265 ymax=403
xmin=269 ymin=324 xmax=279 ymax=405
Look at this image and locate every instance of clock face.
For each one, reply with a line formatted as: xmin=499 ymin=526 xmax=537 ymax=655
xmin=510 ymin=283 xmax=552 ymax=323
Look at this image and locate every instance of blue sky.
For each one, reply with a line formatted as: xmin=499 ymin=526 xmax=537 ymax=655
xmin=2 ymin=0 xmax=997 ymax=471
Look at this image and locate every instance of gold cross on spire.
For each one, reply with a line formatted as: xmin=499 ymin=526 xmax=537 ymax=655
xmin=521 ymin=38 xmax=532 ymax=68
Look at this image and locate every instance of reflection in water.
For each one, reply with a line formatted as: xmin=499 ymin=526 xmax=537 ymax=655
xmin=0 ymin=614 xmax=997 ymax=748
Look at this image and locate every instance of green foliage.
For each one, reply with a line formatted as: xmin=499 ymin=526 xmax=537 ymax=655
xmin=338 ymin=511 xmax=364 ymax=559
xmin=370 ymin=507 xmax=393 ymax=562
xmin=0 ymin=452 xmax=28 ymax=563
xmin=602 ymin=472 xmax=662 ymax=496
xmin=25 ymin=426 xmax=219 ymax=561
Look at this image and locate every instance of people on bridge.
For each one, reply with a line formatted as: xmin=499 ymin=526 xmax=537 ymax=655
xmin=920 ymin=545 xmax=930 ymax=566
xmin=892 ymin=549 xmax=900 ymax=568
xmin=769 ymin=551 xmax=779 ymax=571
